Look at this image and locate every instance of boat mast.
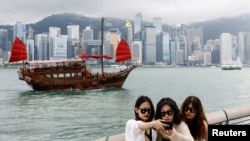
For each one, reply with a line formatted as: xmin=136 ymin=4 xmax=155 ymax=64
xmin=101 ymin=17 xmax=104 ymax=74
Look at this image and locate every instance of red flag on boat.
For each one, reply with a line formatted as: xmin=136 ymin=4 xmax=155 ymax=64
xmin=9 ymin=37 xmax=27 ymax=63
xmin=115 ymin=39 xmax=132 ymax=62
xmin=78 ymin=54 xmax=112 ymax=60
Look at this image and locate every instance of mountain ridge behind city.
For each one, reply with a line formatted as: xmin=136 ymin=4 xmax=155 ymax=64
xmin=1 ymin=13 xmax=250 ymax=42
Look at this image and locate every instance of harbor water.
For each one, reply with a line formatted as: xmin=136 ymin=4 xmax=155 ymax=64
xmin=0 ymin=67 xmax=250 ymax=140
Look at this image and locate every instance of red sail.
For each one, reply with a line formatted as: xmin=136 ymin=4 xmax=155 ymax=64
xmin=115 ymin=39 xmax=131 ymax=62
xmin=9 ymin=37 xmax=27 ymax=62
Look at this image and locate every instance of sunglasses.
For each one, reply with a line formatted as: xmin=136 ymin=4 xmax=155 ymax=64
xmin=160 ymin=110 xmax=174 ymax=117
xmin=184 ymin=107 xmax=196 ymax=113
xmin=139 ymin=108 xmax=153 ymax=114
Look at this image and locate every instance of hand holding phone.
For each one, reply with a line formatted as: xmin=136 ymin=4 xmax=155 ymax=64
xmin=161 ymin=121 xmax=173 ymax=130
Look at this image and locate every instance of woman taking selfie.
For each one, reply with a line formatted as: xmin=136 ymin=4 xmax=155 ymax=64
xmin=155 ymin=97 xmax=194 ymax=141
xmin=125 ymin=95 xmax=164 ymax=141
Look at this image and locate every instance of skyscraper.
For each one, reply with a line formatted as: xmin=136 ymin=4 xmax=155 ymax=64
xmin=176 ymin=36 xmax=188 ymax=64
xmin=83 ymin=26 xmax=94 ymax=41
xmin=0 ymin=28 xmax=8 ymax=52
xmin=131 ymin=41 xmax=142 ymax=65
xmin=49 ymin=27 xmax=61 ymax=59
xmin=26 ymin=38 xmax=35 ymax=61
xmin=28 ymin=26 xmax=34 ymax=39
xmin=162 ymin=32 xmax=170 ymax=64
xmin=108 ymin=28 xmax=120 ymax=58
xmin=238 ymin=32 xmax=245 ymax=63
xmin=220 ymin=33 xmax=232 ymax=64
xmin=50 ymin=35 xmax=68 ymax=60
xmin=67 ymin=25 xmax=80 ymax=58
xmin=153 ymin=17 xmax=162 ymax=34
xmin=67 ymin=25 xmax=79 ymax=45
xmin=243 ymin=32 xmax=250 ymax=64
xmin=13 ymin=22 xmax=26 ymax=43
xmin=126 ymin=21 xmax=133 ymax=43
xmin=170 ymin=39 xmax=176 ymax=65
xmin=35 ymin=34 xmax=48 ymax=60
xmin=144 ymin=26 xmax=156 ymax=63
xmin=134 ymin=13 xmax=143 ymax=40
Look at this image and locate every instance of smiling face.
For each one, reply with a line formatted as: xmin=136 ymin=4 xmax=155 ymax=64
xmin=135 ymin=101 xmax=152 ymax=122
xmin=160 ymin=104 xmax=174 ymax=122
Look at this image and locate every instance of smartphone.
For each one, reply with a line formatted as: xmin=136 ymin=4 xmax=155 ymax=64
xmin=161 ymin=121 xmax=173 ymax=130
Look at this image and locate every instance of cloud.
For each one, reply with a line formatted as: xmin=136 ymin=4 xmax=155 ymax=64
xmin=0 ymin=0 xmax=250 ymax=25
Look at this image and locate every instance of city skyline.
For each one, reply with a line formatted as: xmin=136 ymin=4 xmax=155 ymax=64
xmin=1 ymin=11 xmax=250 ymax=67
xmin=1 ymin=0 xmax=250 ymax=25
xmin=3 ymin=20 xmax=246 ymax=65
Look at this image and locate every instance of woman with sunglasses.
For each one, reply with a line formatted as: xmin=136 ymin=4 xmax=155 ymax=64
xmin=181 ymin=96 xmax=208 ymax=141
xmin=125 ymin=95 xmax=165 ymax=141
xmin=155 ymin=97 xmax=194 ymax=141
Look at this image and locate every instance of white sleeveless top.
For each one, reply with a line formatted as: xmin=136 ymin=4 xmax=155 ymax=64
xmin=125 ymin=119 xmax=157 ymax=141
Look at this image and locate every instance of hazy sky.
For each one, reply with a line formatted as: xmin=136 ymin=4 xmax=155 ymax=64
xmin=1 ymin=0 xmax=250 ymax=25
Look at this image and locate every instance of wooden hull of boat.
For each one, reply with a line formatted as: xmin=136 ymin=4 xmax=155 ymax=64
xmin=18 ymin=66 xmax=136 ymax=91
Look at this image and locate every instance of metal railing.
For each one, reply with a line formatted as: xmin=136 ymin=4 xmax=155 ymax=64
xmin=94 ymin=104 xmax=250 ymax=141
xmin=206 ymin=104 xmax=250 ymax=125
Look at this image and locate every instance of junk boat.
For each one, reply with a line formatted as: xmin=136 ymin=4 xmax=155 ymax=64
xmin=8 ymin=18 xmax=136 ymax=91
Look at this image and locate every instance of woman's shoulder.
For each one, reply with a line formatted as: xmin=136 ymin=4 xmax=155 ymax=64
xmin=170 ymin=121 xmax=194 ymax=141
xmin=179 ymin=120 xmax=188 ymax=126
xmin=174 ymin=121 xmax=190 ymax=131
xmin=126 ymin=119 xmax=135 ymax=125
xmin=126 ymin=119 xmax=143 ymax=126
xmin=126 ymin=119 xmax=142 ymax=123
xmin=203 ymin=119 xmax=208 ymax=124
xmin=126 ymin=119 xmax=136 ymax=122
xmin=203 ymin=120 xmax=208 ymax=131
xmin=203 ymin=120 xmax=208 ymax=127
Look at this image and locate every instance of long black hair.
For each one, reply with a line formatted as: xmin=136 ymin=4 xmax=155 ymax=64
xmin=155 ymin=97 xmax=182 ymax=124
xmin=181 ymin=96 xmax=208 ymax=140
xmin=134 ymin=95 xmax=155 ymax=122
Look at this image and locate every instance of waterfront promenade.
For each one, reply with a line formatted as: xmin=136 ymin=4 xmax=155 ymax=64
xmin=94 ymin=104 xmax=250 ymax=141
